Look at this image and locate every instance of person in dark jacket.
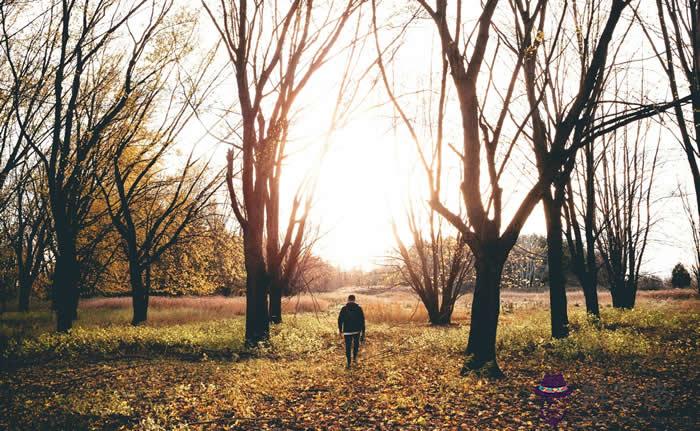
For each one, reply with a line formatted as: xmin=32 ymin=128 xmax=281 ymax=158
xmin=338 ymin=294 xmax=365 ymax=368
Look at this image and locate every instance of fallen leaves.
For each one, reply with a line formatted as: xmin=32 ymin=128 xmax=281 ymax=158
xmin=1 ymin=304 xmax=698 ymax=430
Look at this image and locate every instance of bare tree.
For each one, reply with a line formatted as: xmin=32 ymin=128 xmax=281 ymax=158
xmin=596 ymin=117 xmax=659 ymax=308
xmin=391 ymin=207 xmax=473 ymax=325
xmin=373 ymin=0 xmax=632 ymax=377
xmin=0 ymin=2 xmax=52 ymax=213
xmin=23 ymin=0 xmax=181 ymax=331
xmin=516 ymin=0 xmax=687 ymax=334
xmin=564 ymin=135 xmax=602 ymax=318
xmin=502 ymin=235 xmax=547 ymax=290
xmin=203 ymin=0 xmax=364 ymax=344
xmin=101 ymin=153 xmax=222 ymax=324
xmin=680 ymin=188 xmax=700 ymax=290
xmin=637 ymin=1 xmax=699 ymax=214
xmin=1 ymin=168 xmax=50 ymax=312
xmin=96 ymin=15 xmax=224 ymax=325
xmin=512 ymin=0 xmax=642 ymax=337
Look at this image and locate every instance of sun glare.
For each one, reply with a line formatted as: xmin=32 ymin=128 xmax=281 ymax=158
xmin=284 ymin=118 xmax=418 ymax=270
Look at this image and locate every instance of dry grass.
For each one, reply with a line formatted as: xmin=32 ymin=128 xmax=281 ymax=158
xmin=79 ymin=295 xmax=329 ymax=326
xmin=74 ymin=287 xmax=698 ymax=326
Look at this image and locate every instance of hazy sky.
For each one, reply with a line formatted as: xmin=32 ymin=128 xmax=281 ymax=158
xmin=183 ymin=1 xmax=695 ymax=277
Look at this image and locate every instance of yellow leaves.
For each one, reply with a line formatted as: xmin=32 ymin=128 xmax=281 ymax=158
xmin=535 ymin=30 xmax=545 ymax=43
xmin=3 ymin=303 xmax=699 ymax=429
xmin=525 ymin=30 xmax=546 ymax=57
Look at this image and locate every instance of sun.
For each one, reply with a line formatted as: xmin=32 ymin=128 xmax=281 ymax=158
xmin=282 ymin=117 xmax=421 ymax=270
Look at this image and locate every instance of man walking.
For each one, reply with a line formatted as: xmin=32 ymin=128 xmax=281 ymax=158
xmin=338 ymin=294 xmax=365 ymax=368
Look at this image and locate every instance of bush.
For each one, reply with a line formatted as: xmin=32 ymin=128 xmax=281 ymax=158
xmin=671 ymin=263 xmax=691 ymax=288
xmin=638 ymin=274 xmax=665 ymax=290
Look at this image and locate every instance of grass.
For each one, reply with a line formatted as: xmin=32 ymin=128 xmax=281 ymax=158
xmin=1 ymin=288 xmax=698 ymax=430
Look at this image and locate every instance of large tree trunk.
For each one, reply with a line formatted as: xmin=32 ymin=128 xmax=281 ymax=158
xmin=54 ymin=246 xmax=79 ymax=332
xmin=430 ymin=310 xmax=452 ymax=326
xmin=428 ymin=300 xmax=450 ymax=325
xmin=244 ymin=233 xmax=270 ymax=346
xmin=543 ymin=194 xmax=569 ymax=339
xmin=609 ymin=275 xmax=636 ymax=309
xmin=268 ymin=279 xmax=282 ymax=324
xmin=612 ymin=278 xmax=637 ymax=309
xmin=462 ymin=244 xmax=506 ymax=378
xmin=245 ymin=265 xmax=270 ymax=346
xmin=18 ymin=274 xmax=30 ymax=312
xmin=130 ymin=265 xmax=148 ymax=325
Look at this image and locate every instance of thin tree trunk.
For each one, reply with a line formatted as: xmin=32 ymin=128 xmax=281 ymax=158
xmin=564 ymin=175 xmax=601 ymax=319
xmin=436 ymin=287 xmax=455 ymax=325
xmin=582 ymin=151 xmax=600 ymax=317
xmin=462 ymin=245 xmax=506 ymax=378
xmin=581 ymin=274 xmax=600 ymax=317
xmin=544 ymin=193 xmax=569 ymax=339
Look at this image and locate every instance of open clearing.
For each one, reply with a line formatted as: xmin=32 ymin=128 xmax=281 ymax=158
xmin=1 ymin=289 xmax=699 ymax=430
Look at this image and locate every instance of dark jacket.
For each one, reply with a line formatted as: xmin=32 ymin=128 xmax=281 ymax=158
xmin=338 ymin=302 xmax=365 ymax=334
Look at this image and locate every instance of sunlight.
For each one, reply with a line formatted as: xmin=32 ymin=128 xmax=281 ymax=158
xmin=285 ymin=117 xmax=419 ymax=270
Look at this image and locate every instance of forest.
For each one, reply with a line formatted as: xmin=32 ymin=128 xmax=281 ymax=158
xmin=0 ymin=0 xmax=698 ymax=430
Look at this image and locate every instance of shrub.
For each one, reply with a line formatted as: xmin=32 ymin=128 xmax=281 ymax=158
xmin=638 ymin=274 xmax=665 ymax=290
xmin=671 ymin=263 xmax=691 ymax=288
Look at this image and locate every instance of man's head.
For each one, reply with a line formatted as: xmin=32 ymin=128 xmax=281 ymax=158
xmin=348 ymin=294 xmax=356 ymax=303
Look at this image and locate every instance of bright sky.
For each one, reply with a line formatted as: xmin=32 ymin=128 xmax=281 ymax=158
xmin=182 ymin=1 xmax=696 ymax=277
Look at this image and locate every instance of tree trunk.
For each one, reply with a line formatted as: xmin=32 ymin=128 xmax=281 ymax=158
xmin=543 ymin=194 xmax=569 ymax=339
xmin=626 ymin=279 xmax=637 ymax=309
xmin=18 ymin=274 xmax=30 ymax=312
xmin=430 ymin=311 xmax=452 ymax=326
xmin=462 ymin=245 xmax=506 ymax=379
xmin=614 ymin=278 xmax=637 ymax=309
xmin=269 ymin=280 xmax=282 ymax=324
xmin=245 ymin=266 xmax=270 ymax=346
xmin=583 ymin=144 xmax=601 ymax=319
xmin=431 ymin=285 xmax=457 ymax=325
xmin=610 ymin=284 xmax=621 ymax=308
xmin=130 ymin=265 xmax=148 ymax=325
xmin=581 ymin=273 xmax=600 ymax=317
xmin=244 ymin=235 xmax=270 ymax=346
xmin=610 ymin=276 xmax=636 ymax=309
xmin=54 ymin=248 xmax=79 ymax=332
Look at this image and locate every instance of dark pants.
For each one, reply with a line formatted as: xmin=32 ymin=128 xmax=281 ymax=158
xmin=344 ymin=334 xmax=360 ymax=365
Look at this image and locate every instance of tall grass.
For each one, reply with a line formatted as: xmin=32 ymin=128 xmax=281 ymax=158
xmin=80 ymin=295 xmax=329 ymax=325
xmin=2 ymin=288 xmax=696 ymax=362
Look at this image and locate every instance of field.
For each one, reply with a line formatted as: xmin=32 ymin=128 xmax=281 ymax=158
xmin=1 ymin=288 xmax=699 ymax=430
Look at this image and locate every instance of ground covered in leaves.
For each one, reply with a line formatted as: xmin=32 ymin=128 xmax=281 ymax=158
xmin=1 ymin=298 xmax=699 ymax=430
